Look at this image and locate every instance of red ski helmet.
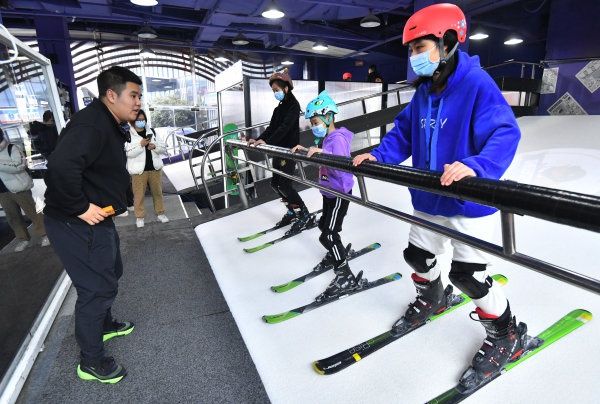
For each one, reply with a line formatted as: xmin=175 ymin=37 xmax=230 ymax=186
xmin=402 ymin=3 xmax=467 ymax=45
xmin=269 ymin=68 xmax=294 ymax=90
xmin=342 ymin=72 xmax=352 ymax=80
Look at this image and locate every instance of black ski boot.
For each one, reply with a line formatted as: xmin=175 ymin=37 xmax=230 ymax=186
xmin=315 ymin=244 xmax=352 ymax=272
xmin=391 ymin=274 xmax=455 ymax=335
xmin=315 ymin=261 xmax=364 ymax=302
xmin=286 ymin=206 xmax=314 ymax=235
xmin=276 ymin=209 xmax=297 ymax=227
xmin=458 ymin=305 xmax=529 ymax=391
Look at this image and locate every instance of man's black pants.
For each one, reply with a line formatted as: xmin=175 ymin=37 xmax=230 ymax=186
xmin=44 ymin=215 xmax=122 ymax=365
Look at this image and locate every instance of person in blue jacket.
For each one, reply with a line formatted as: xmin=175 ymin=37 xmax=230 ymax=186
xmin=354 ymin=3 xmax=527 ymax=386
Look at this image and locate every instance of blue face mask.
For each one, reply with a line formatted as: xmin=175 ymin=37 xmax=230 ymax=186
xmin=135 ymin=120 xmax=146 ymax=129
xmin=409 ymin=48 xmax=440 ymax=77
xmin=274 ymin=91 xmax=285 ymax=101
xmin=311 ymin=124 xmax=327 ymax=138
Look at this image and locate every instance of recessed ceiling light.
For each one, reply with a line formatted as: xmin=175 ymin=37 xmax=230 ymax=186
xmin=232 ymin=33 xmax=249 ymax=46
xmin=130 ymin=0 xmax=158 ymax=6
xmin=281 ymin=59 xmax=294 ymax=65
xmin=214 ymin=55 xmax=229 ymax=62
xmin=312 ymin=41 xmax=328 ymax=51
xmin=360 ymin=12 xmax=381 ymax=28
xmin=262 ymin=1 xmax=285 ymax=19
xmin=504 ymin=37 xmax=523 ymax=45
xmin=138 ymin=26 xmax=158 ymax=39
xmin=151 ymin=78 xmax=161 ymax=82
xmin=469 ymin=32 xmax=489 ymax=40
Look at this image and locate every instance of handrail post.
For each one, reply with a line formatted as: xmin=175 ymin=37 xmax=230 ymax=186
xmin=357 ymin=176 xmax=369 ymax=203
xmin=298 ymin=161 xmax=306 ymax=181
xmin=501 ymin=211 xmax=516 ymax=255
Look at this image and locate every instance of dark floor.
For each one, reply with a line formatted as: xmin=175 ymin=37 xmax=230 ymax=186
xmin=16 ymin=218 xmax=270 ymax=404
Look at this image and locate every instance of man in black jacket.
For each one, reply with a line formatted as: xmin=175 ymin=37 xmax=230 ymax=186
xmin=249 ymin=70 xmax=312 ymax=233
xmin=44 ymin=66 xmax=141 ymax=384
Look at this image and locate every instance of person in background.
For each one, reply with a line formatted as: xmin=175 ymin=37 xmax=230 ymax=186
xmin=248 ymin=68 xmax=313 ymax=234
xmin=44 ymin=66 xmax=140 ymax=384
xmin=0 ymin=128 xmax=49 ymax=252
xmin=367 ymin=64 xmax=383 ymax=83
xmin=29 ymin=110 xmax=59 ymax=158
xmin=125 ymin=109 xmax=169 ymax=228
xmin=342 ymin=72 xmax=352 ymax=82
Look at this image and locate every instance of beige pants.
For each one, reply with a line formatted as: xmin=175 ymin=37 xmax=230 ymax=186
xmin=131 ymin=170 xmax=165 ymax=219
xmin=0 ymin=190 xmax=46 ymax=241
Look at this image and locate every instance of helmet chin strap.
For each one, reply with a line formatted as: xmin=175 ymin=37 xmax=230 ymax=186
xmin=438 ymin=38 xmax=459 ymax=66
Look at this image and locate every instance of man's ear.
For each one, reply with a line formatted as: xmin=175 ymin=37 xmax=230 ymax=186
xmin=105 ymin=88 xmax=116 ymax=104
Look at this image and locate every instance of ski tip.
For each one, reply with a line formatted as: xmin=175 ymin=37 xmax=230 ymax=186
xmin=386 ymin=272 xmax=403 ymax=281
xmin=243 ymin=243 xmax=271 ymax=253
xmin=238 ymin=234 xmax=261 ymax=242
xmin=491 ymin=274 xmax=508 ymax=285
xmin=262 ymin=311 xmax=300 ymax=324
xmin=372 ymin=242 xmax=382 ymax=248
xmin=270 ymin=281 xmax=301 ymax=293
xmin=311 ymin=361 xmax=325 ymax=375
xmin=573 ymin=309 xmax=593 ymax=322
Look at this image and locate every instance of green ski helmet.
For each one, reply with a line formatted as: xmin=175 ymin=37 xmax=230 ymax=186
xmin=305 ymin=90 xmax=338 ymax=125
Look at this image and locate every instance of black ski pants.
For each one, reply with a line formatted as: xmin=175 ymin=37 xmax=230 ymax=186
xmin=271 ymin=157 xmax=305 ymax=208
xmin=44 ymin=215 xmax=122 ymax=365
xmin=318 ymin=196 xmax=350 ymax=264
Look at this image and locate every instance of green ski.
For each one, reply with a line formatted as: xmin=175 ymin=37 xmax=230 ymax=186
xmin=262 ymin=272 xmax=402 ymax=324
xmin=243 ymin=214 xmax=319 ymax=253
xmin=271 ymin=243 xmax=381 ymax=293
xmin=238 ymin=209 xmax=323 ymax=242
xmin=427 ymin=309 xmax=592 ymax=404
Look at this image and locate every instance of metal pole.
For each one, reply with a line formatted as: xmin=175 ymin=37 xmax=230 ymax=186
xmin=357 ymin=176 xmax=369 ymax=203
xmin=501 ymin=211 xmax=516 ymax=255
xmin=216 ymin=90 xmax=228 ymax=208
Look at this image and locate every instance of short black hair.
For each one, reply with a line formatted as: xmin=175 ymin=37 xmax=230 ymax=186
xmin=271 ymin=79 xmax=290 ymax=92
xmin=97 ymin=66 xmax=142 ymax=98
xmin=135 ymin=109 xmax=147 ymax=121
xmin=42 ymin=110 xmax=53 ymax=122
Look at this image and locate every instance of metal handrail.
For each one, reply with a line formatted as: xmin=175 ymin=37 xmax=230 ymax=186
xmin=199 ymin=132 xmax=240 ymax=212
xmin=226 ymin=140 xmax=600 ymax=295
xmin=484 ymin=60 xmax=544 ymax=70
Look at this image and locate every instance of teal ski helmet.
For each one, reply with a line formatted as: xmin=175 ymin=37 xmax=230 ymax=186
xmin=305 ymin=90 xmax=338 ymax=126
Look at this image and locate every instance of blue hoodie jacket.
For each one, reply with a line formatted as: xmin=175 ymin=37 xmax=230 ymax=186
xmin=319 ymin=127 xmax=355 ymax=198
xmin=371 ymin=50 xmax=521 ymax=218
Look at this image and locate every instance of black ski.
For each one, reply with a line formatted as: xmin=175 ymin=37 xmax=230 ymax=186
xmin=270 ymin=243 xmax=382 ymax=293
xmin=243 ymin=214 xmax=319 ymax=253
xmin=237 ymin=209 xmax=323 ymax=242
xmin=312 ymin=274 xmax=508 ymax=375
xmin=262 ymin=272 xmax=402 ymax=324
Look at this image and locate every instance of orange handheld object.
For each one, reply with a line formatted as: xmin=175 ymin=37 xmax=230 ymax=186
xmin=102 ymin=205 xmax=116 ymax=215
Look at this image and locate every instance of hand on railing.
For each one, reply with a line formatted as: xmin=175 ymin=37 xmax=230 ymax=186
xmin=440 ymin=161 xmax=476 ymax=186
xmin=353 ymin=153 xmax=378 ymax=166
xmin=291 ymin=145 xmax=308 ymax=153
xmin=248 ymin=139 xmax=266 ymax=147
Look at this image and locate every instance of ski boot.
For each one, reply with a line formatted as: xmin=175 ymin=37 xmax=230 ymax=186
xmin=391 ymin=274 xmax=456 ymax=335
xmin=315 ymin=261 xmax=364 ymax=302
xmin=314 ymin=244 xmax=352 ymax=272
xmin=458 ymin=305 xmax=530 ymax=392
xmin=276 ymin=209 xmax=297 ymax=228
xmin=286 ymin=206 xmax=315 ymax=235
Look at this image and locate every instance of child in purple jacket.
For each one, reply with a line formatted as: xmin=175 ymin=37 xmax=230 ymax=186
xmin=292 ymin=91 xmax=362 ymax=301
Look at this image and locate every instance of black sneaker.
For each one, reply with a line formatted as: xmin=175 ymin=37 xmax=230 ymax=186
xmin=77 ymin=356 xmax=127 ymax=384
xmin=103 ymin=320 xmax=135 ymax=342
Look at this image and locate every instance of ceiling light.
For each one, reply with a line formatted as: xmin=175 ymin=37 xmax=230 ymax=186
xmin=151 ymin=78 xmax=161 ymax=82
xmin=138 ymin=26 xmax=158 ymax=39
xmin=312 ymin=41 xmax=328 ymax=51
xmin=469 ymin=32 xmax=489 ymax=40
xmin=360 ymin=12 xmax=381 ymax=28
xmin=214 ymin=55 xmax=229 ymax=63
xmin=261 ymin=1 xmax=285 ymax=19
xmin=504 ymin=37 xmax=523 ymax=45
xmin=232 ymin=33 xmax=249 ymax=46
xmin=281 ymin=58 xmax=294 ymax=65
xmin=139 ymin=47 xmax=155 ymax=58
xmin=130 ymin=0 xmax=158 ymax=6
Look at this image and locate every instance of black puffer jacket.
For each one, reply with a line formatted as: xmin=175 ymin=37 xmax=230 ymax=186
xmin=258 ymin=92 xmax=300 ymax=148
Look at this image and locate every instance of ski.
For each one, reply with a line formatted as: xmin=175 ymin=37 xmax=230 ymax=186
xmin=312 ymin=274 xmax=508 ymax=375
xmin=426 ymin=308 xmax=592 ymax=404
xmin=262 ymin=272 xmax=402 ymax=324
xmin=243 ymin=214 xmax=320 ymax=253
xmin=270 ymin=242 xmax=382 ymax=293
xmin=237 ymin=209 xmax=323 ymax=242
